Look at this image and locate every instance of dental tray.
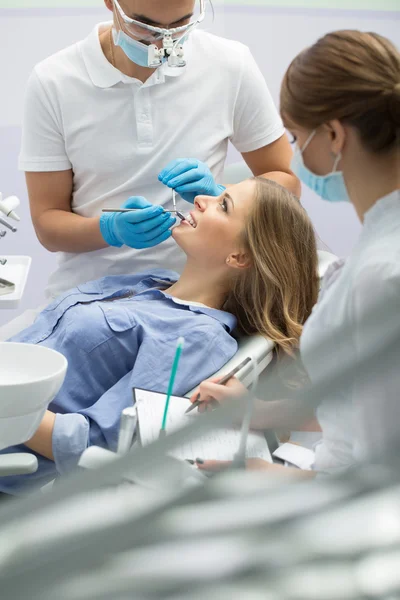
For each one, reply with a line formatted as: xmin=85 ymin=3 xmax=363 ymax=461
xmin=0 ymin=278 xmax=15 ymax=297
xmin=0 ymin=256 xmax=32 ymax=309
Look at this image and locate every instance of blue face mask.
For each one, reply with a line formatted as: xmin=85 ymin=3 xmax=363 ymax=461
xmin=112 ymin=28 xmax=163 ymax=69
xmin=291 ymin=130 xmax=350 ymax=203
xmin=112 ymin=28 xmax=188 ymax=69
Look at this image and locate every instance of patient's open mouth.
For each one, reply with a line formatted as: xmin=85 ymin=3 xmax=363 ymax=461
xmin=184 ymin=213 xmax=197 ymax=228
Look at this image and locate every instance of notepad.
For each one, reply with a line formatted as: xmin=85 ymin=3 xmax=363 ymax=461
xmin=134 ymin=388 xmax=272 ymax=463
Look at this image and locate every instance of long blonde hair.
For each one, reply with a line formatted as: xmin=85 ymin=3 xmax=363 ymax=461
xmin=223 ymin=177 xmax=319 ymax=356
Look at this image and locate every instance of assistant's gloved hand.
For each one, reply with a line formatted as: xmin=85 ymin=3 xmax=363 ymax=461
xmin=158 ymin=158 xmax=226 ymax=204
xmin=100 ymin=197 xmax=176 ymax=249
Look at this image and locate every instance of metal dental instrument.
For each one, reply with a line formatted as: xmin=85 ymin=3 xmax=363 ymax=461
xmin=0 ymin=259 xmax=7 ymax=266
xmin=0 ymin=217 xmax=17 ymax=233
xmin=102 ymin=208 xmax=182 ymax=214
xmin=175 ymin=211 xmax=187 ymax=222
xmin=102 ymin=208 xmax=188 ymax=222
xmin=171 ymin=189 xmax=188 ymax=223
xmin=0 ymin=231 xmax=6 ymax=238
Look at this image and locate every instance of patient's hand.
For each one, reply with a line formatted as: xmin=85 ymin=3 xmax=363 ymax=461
xmin=190 ymin=376 xmax=248 ymax=413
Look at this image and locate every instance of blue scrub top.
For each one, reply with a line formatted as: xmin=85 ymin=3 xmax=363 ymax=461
xmin=1 ymin=270 xmax=237 ymax=495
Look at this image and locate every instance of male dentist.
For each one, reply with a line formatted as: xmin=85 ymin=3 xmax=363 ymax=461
xmin=18 ymin=0 xmax=298 ymax=298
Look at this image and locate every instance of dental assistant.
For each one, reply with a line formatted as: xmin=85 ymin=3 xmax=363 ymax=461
xmin=194 ymin=30 xmax=400 ymax=477
xmin=19 ymin=0 xmax=298 ymax=300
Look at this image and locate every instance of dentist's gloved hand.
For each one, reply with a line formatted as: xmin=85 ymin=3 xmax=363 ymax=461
xmin=158 ymin=158 xmax=226 ymax=204
xmin=100 ymin=197 xmax=176 ymax=249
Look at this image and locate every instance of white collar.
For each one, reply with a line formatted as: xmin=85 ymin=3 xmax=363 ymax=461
xmin=79 ymin=22 xmax=191 ymax=89
xmin=169 ymin=296 xmax=209 ymax=309
xmin=363 ymin=189 xmax=400 ymax=231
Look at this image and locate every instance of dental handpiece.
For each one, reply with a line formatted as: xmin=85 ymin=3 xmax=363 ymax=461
xmin=171 ymin=189 xmax=196 ymax=227
xmin=0 ymin=217 xmax=17 ymax=233
xmin=117 ymin=407 xmax=138 ymax=455
xmin=170 ymin=190 xmax=188 ymax=222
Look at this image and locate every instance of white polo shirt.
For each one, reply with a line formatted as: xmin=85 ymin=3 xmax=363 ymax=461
xmin=19 ymin=23 xmax=285 ymax=298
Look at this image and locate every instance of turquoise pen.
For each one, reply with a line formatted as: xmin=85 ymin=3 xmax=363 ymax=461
xmin=159 ymin=337 xmax=185 ymax=437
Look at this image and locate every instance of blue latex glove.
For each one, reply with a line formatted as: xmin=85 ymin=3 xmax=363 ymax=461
xmin=158 ymin=158 xmax=226 ymax=204
xmin=100 ymin=197 xmax=176 ymax=249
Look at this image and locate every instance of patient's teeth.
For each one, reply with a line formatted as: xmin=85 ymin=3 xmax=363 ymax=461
xmin=185 ymin=214 xmax=196 ymax=228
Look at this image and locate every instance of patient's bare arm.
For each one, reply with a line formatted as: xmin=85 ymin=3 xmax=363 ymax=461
xmin=24 ymin=410 xmax=56 ymax=461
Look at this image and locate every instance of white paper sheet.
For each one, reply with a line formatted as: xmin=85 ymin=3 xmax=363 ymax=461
xmin=273 ymin=443 xmax=315 ymax=470
xmin=134 ymin=388 xmax=272 ymax=463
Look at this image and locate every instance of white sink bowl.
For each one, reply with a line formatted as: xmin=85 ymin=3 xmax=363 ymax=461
xmin=0 ymin=343 xmax=68 ymax=450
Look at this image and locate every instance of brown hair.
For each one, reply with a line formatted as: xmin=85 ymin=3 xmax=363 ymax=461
xmin=280 ymin=30 xmax=400 ymax=153
xmin=223 ymin=177 xmax=319 ymax=357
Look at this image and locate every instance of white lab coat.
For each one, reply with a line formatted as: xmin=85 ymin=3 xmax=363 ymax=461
xmin=301 ymin=190 xmax=400 ymax=473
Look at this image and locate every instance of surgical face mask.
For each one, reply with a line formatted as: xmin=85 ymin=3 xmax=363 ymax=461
xmin=112 ymin=27 xmax=190 ymax=69
xmin=291 ymin=130 xmax=350 ymax=203
xmin=112 ymin=28 xmax=160 ymax=69
xmin=112 ymin=0 xmax=205 ymax=68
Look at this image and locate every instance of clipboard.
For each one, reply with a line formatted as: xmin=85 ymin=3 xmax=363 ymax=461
xmin=132 ymin=387 xmax=272 ymax=463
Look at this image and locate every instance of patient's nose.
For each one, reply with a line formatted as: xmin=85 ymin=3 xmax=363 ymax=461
xmin=194 ymin=195 xmax=210 ymax=212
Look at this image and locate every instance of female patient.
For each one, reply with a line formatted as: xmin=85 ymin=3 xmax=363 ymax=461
xmin=1 ymin=177 xmax=318 ymax=494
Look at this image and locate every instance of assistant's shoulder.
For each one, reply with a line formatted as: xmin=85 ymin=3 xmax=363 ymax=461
xmin=350 ymin=250 xmax=400 ymax=326
xmin=355 ymin=258 xmax=400 ymax=293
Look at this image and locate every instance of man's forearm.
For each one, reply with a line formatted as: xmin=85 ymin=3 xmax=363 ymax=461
xmin=35 ymin=210 xmax=109 ymax=253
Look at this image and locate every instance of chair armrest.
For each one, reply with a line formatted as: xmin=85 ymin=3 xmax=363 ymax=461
xmin=0 ymin=453 xmax=38 ymax=476
xmin=185 ymin=335 xmax=275 ymax=397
